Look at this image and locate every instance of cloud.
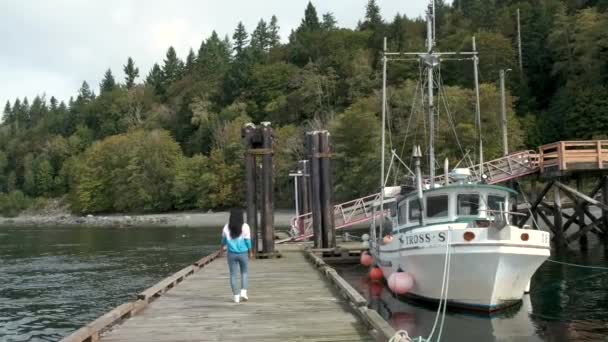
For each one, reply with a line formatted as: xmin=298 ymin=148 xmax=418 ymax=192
xmin=0 ymin=0 xmax=434 ymax=109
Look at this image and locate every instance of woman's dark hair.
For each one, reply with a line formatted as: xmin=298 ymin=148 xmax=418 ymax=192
xmin=228 ymin=208 xmax=244 ymax=239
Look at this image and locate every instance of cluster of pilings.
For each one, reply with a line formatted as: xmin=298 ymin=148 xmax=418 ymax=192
xmin=242 ymin=122 xmax=275 ymax=258
xmin=305 ymin=131 xmax=336 ymax=249
xmin=517 ymin=175 xmax=608 ymax=250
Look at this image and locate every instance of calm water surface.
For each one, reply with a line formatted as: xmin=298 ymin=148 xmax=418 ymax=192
xmin=2 ymin=226 xmax=608 ymax=341
xmin=0 ymin=226 xmax=220 ymax=341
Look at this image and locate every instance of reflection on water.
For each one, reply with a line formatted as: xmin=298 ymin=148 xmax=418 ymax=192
xmin=2 ymin=226 xmax=608 ymax=342
xmin=0 ymin=226 xmax=220 ymax=341
xmin=338 ymin=243 xmax=608 ymax=342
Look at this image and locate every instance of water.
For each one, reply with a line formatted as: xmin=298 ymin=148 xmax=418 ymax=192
xmin=338 ymin=244 xmax=608 ymax=341
xmin=0 ymin=226 xmax=220 ymax=341
xmin=2 ymin=226 xmax=608 ymax=341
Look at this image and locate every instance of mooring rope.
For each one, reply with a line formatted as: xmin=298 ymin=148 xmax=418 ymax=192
xmin=546 ymin=258 xmax=608 ymax=271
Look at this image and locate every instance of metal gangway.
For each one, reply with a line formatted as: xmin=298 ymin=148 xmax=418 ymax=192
xmin=279 ymin=193 xmax=388 ymax=244
xmin=430 ymin=150 xmax=540 ymax=186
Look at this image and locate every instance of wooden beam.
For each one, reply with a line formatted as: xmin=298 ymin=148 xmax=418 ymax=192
xmin=567 ymin=217 xmax=603 ymax=243
xmin=518 ymin=181 xmax=554 ymax=226
xmin=537 ymin=209 xmax=556 ymax=232
xmin=554 ymin=186 xmax=565 ymax=248
xmin=555 ymin=181 xmax=608 ymax=211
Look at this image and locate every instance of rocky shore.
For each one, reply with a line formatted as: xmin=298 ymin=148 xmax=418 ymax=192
xmin=0 ymin=211 xmax=295 ymax=228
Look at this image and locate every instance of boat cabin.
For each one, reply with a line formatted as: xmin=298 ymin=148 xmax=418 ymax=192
xmin=391 ymin=184 xmax=517 ymax=232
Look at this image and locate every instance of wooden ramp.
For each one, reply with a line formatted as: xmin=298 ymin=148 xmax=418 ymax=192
xmin=100 ymin=251 xmax=374 ymax=342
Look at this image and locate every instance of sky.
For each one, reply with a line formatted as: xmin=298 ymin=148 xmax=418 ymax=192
xmin=0 ymin=0 xmax=434 ymax=109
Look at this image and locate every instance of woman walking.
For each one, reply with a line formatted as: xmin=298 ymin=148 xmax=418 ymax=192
xmin=220 ymin=208 xmax=253 ymax=303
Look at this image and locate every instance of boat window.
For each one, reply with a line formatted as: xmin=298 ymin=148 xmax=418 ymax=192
xmin=409 ymin=199 xmax=420 ymax=222
xmin=398 ymin=201 xmax=408 ymax=224
xmin=426 ymin=195 xmax=449 ymax=218
xmin=457 ymin=194 xmax=479 ymax=216
xmin=488 ymin=195 xmax=506 ymax=212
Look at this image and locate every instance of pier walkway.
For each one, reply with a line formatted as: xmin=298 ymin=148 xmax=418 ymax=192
xmin=90 ymin=248 xmax=375 ymax=342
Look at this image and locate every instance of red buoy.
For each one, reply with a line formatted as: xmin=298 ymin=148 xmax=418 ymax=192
xmin=360 ymin=251 xmax=373 ymax=267
xmin=369 ymin=267 xmax=384 ymax=282
xmin=388 ymin=271 xmax=414 ymax=295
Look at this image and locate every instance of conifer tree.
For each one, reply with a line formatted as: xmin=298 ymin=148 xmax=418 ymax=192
xmin=146 ymin=63 xmax=165 ymax=97
xmin=162 ymin=46 xmax=184 ymax=85
xmin=123 ymin=57 xmax=139 ymax=89
xmin=269 ymin=15 xmax=281 ymax=47
xmin=185 ymin=48 xmax=197 ymax=72
xmin=251 ymin=19 xmax=270 ymax=52
xmin=300 ymin=2 xmax=321 ymax=32
xmin=3 ymin=101 xmax=11 ymax=124
xmin=360 ymin=0 xmax=382 ymax=30
xmin=233 ymin=21 xmax=249 ymax=56
xmin=78 ymin=81 xmax=93 ymax=102
xmin=100 ymin=69 xmax=117 ymax=93
xmin=322 ymin=12 xmax=338 ymax=31
xmin=49 ymin=96 xmax=58 ymax=111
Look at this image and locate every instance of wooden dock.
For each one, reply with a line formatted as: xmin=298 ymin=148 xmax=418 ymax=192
xmin=63 ymin=246 xmax=392 ymax=342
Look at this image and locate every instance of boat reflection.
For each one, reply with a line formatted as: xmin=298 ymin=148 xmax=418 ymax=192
xmin=361 ymin=277 xmax=544 ymax=342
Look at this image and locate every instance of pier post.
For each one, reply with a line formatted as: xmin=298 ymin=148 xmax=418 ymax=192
xmin=602 ymin=176 xmax=608 ymax=240
xmin=319 ymin=131 xmax=336 ymax=248
xmin=576 ymin=177 xmax=588 ymax=250
xmin=553 ymin=186 xmax=565 ymax=249
xmin=531 ymin=179 xmax=539 ymax=229
xmin=298 ymin=160 xmax=310 ymax=235
xmin=260 ymin=122 xmax=275 ymax=255
xmin=243 ymin=123 xmax=258 ymax=256
xmin=307 ymin=132 xmax=323 ymax=248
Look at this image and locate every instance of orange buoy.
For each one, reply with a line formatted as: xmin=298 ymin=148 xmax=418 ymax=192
xmin=388 ymin=271 xmax=414 ymax=295
xmin=369 ymin=267 xmax=384 ymax=282
xmin=383 ymin=235 xmax=394 ymax=245
xmin=360 ymin=251 xmax=373 ymax=267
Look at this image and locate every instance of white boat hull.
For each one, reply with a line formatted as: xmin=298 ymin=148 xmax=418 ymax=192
xmin=378 ymin=225 xmax=550 ymax=311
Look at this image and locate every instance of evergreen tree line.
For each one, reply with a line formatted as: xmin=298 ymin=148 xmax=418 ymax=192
xmin=1 ymin=0 xmax=607 ymax=216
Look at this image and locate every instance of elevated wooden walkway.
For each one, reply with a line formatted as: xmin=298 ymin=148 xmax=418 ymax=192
xmin=63 ymin=246 xmax=388 ymax=342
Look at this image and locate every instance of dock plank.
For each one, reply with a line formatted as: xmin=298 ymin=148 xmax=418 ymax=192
xmin=101 ymin=251 xmax=374 ymax=342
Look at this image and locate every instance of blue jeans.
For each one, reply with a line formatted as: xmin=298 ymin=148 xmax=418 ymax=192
xmin=227 ymin=252 xmax=249 ymax=295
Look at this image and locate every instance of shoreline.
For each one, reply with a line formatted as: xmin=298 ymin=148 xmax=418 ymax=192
xmin=0 ymin=210 xmax=295 ymax=229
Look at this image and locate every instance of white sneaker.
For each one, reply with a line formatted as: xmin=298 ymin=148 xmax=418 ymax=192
xmin=233 ymin=295 xmax=240 ymax=303
xmin=240 ymin=289 xmax=248 ymax=301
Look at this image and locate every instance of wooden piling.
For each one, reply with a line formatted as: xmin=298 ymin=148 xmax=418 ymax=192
xmin=319 ymin=131 xmax=336 ymax=248
xmin=260 ymin=122 xmax=274 ymax=254
xmin=307 ymin=132 xmax=323 ymax=248
xmin=602 ymin=176 xmax=608 ymax=239
xmin=243 ymin=123 xmax=258 ymax=256
xmin=298 ymin=160 xmax=310 ymax=234
xmin=576 ymin=177 xmax=588 ymax=250
xmin=554 ymin=186 xmax=565 ymax=248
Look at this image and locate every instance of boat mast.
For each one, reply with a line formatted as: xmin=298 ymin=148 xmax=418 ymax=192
xmin=426 ymin=2 xmax=436 ymax=188
xmin=377 ymin=37 xmax=388 ymax=251
xmin=472 ymin=36 xmax=483 ymax=178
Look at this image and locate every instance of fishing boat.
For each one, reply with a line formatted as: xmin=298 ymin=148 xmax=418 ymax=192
xmin=372 ymin=1 xmax=550 ymax=312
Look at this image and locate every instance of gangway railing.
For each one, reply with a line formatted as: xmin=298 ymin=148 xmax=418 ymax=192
xmin=429 ymin=150 xmax=540 ymax=185
xmin=280 ymin=193 xmax=386 ymax=243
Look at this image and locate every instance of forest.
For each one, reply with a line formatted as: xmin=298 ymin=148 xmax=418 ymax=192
xmin=1 ymin=0 xmax=607 ymax=216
